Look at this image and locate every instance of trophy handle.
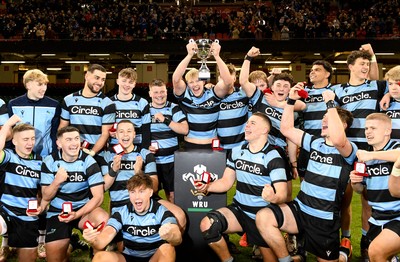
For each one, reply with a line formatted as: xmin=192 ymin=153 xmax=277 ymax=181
xmin=214 ymin=39 xmax=219 ymax=44
xmin=189 ymin=39 xmax=195 ymax=43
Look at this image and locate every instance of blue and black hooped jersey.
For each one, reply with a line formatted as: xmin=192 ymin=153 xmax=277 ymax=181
xmin=228 ymin=142 xmax=287 ymax=220
xmin=363 ymin=140 xmax=400 ymax=226
xmin=334 ymin=80 xmax=387 ymax=149
xmin=252 ymin=89 xmax=300 ymax=149
xmin=175 ymin=86 xmax=221 ymax=140
xmin=150 ymin=101 xmax=186 ymax=164
xmin=301 ymin=85 xmax=333 ymax=136
xmin=383 ymin=101 xmax=400 ymax=143
xmin=295 ymin=133 xmax=357 ymax=221
xmin=108 ymin=198 xmax=177 ymax=259
xmin=8 ymin=94 xmax=61 ymax=157
xmin=0 ymin=149 xmax=42 ymax=221
xmin=102 ymin=146 xmax=157 ymax=212
xmin=218 ymin=86 xmax=256 ymax=150
xmin=41 ymin=150 xmax=104 ymax=218
xmin=0 ymin=99 xmax=8 ymax=126
xmin=61 ymin=90 xmax=116 ymax=147
xmin=110 ymin=94 xmax=151 ymax=148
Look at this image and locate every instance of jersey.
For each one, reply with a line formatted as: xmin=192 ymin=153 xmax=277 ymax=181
xmin=108 ymin=199 xmax=177 ymax=259
xmin=252 ymin=89 xmax=299 ymax=149
xmin=41 ymin=150 xmax=104 ymax=218
xmin=150 ymin=101 xmax=186 ymax=164
xmin=102 ymin=146 xmax=157 ymax=212
xmin=295 ymin=133 xmax=357 ymax=220
xmin=61 ymin=90 xmax=116 ymax=148
xmin=218 ymin=86 xmax=257 ymax=150
xmin=0 ymin=99 xmax=8 ymax=126
xmin=363 ymin=140 xmax=400 ymax=226
xmin=302 ymin=84 xmax=333 ymax=136
xmin=110 ymin=94 xmax=151 ymax=148
xmin=382 ymin=100 xmax=400 ymax=143
xmin=228 ymin=142 xmax=287 ymax=220
xmin=8 ymin=94 xmax=61 ymax=156
xmin=174 ymin=86 xmax=221 ymax=140
xmin=334 ymin=80 xmax=387 ymax=149
xmin=0 ymin=149 xmax=41 ymax=221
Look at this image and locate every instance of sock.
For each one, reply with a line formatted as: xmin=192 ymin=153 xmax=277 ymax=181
xmin=223 ymin=257 xmax=234 ymax=262
xmin=341 ymin=230 xmax=351 ymax=239
xmin=339 ymin=251 xmax=348 ymax=262
xmin=1 ymin=235 xmax=7 ymax=248
xmin=361 ymin=228 xmax=368 ymax=236
xmin=38 ymin=230 xmax=46 ymax=244
xmin=279 ymin=255 xmax=293 ymax=262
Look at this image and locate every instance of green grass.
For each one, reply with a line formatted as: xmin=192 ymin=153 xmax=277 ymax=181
xmin=5 ymin=180 xmax=363 ymax=261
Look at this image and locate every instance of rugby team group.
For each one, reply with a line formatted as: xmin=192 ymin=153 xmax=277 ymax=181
xmin=0 ymin=40 xmax=400 ymax=262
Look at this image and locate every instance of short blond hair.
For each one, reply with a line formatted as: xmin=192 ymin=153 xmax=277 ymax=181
xmin=185 ymin=68 xmax=199 ymax=82
xmin=385 ymin=65 xmax=400 ymax=81
xmin=23 ymin=69 xmax=48 ymax=86
xmin=366 ymin=113 xmax=392 ymax=128
xmin=118 ymin=67 xmax=137 ymax=81
xmin=249 ymin=70 xmax=268 ymax=83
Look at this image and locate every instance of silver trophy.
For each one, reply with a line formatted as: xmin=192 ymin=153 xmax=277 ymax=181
xmin=190 ymin=38 xmax=219 ymax=80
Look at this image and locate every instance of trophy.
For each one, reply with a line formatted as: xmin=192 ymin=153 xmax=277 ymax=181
xmin=190 ymin=38 xmax=219 ymax=81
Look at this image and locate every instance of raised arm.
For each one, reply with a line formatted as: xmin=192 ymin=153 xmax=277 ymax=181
xmin=360 ymin=43 xmax=378 ymax=80
xmin=212 ymin=41 xmax=233 ymax=98
xmin=172 ymin=41 xmax=197 ymax=96
xmin=280 ymin=86 xmax=304 ymax=147
xmin=0 ymin=115 xmax=21 ymax=153
xmin=322 ymin=90 xmax=353 ymax=157
xmin=239 ymin=46 xmax=259 ymax=97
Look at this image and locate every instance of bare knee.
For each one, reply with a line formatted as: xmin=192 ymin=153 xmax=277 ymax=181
xmin=92 ymin=251 xmax=113 ymax=262
xmin=256 ymin=208 xmax=275 ymax=229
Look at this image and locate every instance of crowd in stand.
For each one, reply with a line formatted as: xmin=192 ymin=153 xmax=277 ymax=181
xmin=0 ymin=0 xmax=399 ymax=41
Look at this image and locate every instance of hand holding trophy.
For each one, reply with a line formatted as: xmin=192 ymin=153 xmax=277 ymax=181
xmin=189 ymin=38 xmax=219 ymax=81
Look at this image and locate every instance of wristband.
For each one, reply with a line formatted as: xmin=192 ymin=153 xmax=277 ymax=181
xmin=244 ymin=55 xmax=253 ymax=61
xmin=109 ymin=168 xmax=118 ymax=177
xmin=370 ymin=55 xmax=377 ymax=63
xmin=326 ymin=100 xmax=336 ymax=109
xmin=287 ymin=98 xmax=296 ymax=105
xmin=163 ymin=117 xmax=171 ymax=126
xmin=392 ymin=166 xmax=400 ymax=177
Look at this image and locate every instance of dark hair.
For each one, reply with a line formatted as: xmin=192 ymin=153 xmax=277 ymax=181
xmin=117 ymin=120 xmax=135 ymax=129
xmin=272 ymin=72 xmax=294 ymax=87
xmin=127 ymin=172 xmax=153 ymax=191
xmin=149 ymin=78 xmax=166 ymax=88
xmin=336 ymin=107 xmax=353 ymax=131
xmin=346 ymin=50 xmax=372 ymax=66
xmin=312 ymin=60 xmax=333 ymax=82
xmin=57 ymin=126 xmax=80 ymax=138
xmin=87 ymin=64 xmax=106 ymax=73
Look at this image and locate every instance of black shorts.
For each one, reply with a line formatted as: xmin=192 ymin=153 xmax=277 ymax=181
xmin=183 ymin=141 xmax=212 ymax=150
xmin=226 ymin=203 xmax=269 ymax=248
xmin=156 ymin=162 xmax=174 ymax=193
xmin=368 ymin=220 xmax=400 ymax=242
xmin=279 ymin=201 xmax=340 ymax=260
xmin=297 ymin=148 xmax=309 ymax=178
xmin=122 ymin=252 xmax=151 ymax=262
xmin=0 ymin=206 xmax=39 ymax=248
xmin=45 ymin=215 xmax=80 ymax=243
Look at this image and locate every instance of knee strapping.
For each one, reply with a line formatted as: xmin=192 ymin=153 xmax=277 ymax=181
xmin=202 ymin=210 xmax=228 ymax=244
